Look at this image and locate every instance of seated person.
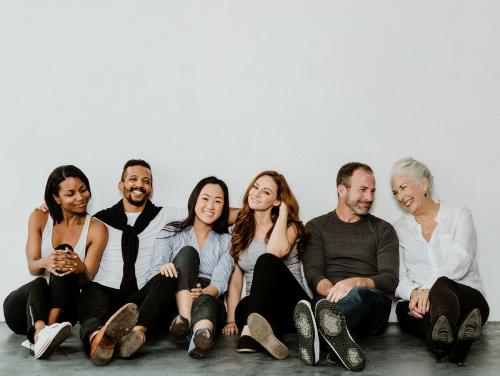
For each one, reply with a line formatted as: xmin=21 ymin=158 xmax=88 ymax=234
xmin=3 ymin=165 xmax=107 ymax=359
xmin=150 ymin=176 xmax=233 ymax=359
xmin=391 ymin=157 xmax=489 ymax=366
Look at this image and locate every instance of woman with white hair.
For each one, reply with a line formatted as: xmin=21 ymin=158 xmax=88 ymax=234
xmin=390 ymin=157 xmax=489 ymax=365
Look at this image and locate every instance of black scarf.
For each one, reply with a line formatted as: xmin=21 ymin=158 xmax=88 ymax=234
xmin=94 ymin=199 xmax=162 ymax=295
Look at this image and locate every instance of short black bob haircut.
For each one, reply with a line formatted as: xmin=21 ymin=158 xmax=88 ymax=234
xmin=44 ymin=165 xmax=91 ymax=224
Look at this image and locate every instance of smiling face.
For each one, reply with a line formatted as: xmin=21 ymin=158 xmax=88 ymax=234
xmin=53 ymin=177 xmax=90 ymax=214
xmin=391 ymin=174 xmax=429 ymax=215
xmin=119 ymin=165 xmax=152 ymax=208
xmin=339 ymin=168 xmax=376 ymax=216
xmin=247 ymin=175 xmax=280 ymax=212
xmin=194 ymin=183 xmax=225 ymax=226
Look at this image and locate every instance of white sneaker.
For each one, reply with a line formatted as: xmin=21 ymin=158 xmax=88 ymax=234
xmin=21 ymin=339 xmax=34 ymax=354
xmin=34 ymin=322 xmax=72 ymax=359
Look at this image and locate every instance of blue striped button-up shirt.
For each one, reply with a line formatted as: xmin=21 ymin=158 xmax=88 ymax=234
xmin=150 ymin=227 xmax=234 ymax=296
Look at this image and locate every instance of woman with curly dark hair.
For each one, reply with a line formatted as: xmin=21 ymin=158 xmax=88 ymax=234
xmin=222 ymin=170 xmax=310 ymax=360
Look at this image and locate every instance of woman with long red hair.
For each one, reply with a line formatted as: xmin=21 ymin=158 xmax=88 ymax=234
xmin=222 ymin=171 xmax=310 ymax=360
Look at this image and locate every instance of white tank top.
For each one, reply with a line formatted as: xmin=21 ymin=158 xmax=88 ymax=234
xmin=40 ymin=214 xmax=91 ymax=281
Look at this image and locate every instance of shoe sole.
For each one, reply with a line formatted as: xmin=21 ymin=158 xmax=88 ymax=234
xmin=91 ymin=303 xmax=139 ymax=366
xmin=458 ymin=308 xmax=482 ymax=341
xmin=293 ymin=300 xmax=319 ymax=366
xmin=170 ymin=317 xmax=190 ymax=346
xmin=315 ymin=300 xmax=365 ymax=372
xmin=189 ymin=333 xmax=214 ymax=359
xmin=118 ymin=330 xmax=146 ymax=358
xmin=431 ymin=315 xmax=453 ymax=344
xmin=35 ymin=323 xmax=72 ymax=359
xmin=248 ymin=313 xmax=288 ymax=360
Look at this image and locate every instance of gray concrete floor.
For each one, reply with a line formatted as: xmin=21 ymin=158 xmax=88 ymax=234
xmin=0 ymin=323 xmax=499 ymax=376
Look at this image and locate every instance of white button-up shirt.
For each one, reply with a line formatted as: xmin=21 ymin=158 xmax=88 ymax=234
xmin=394 ymin=202 xmax=485 ymax=301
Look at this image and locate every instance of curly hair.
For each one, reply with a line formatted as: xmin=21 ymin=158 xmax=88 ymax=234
xmin=230 ymin=170 xmax=308 ymax=261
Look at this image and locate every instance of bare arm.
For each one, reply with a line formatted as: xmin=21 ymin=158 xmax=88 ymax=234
xmin=81 ymin=218 xmax=108 ymax=280
xmin=26 ymin=210 xmax=51 ymax=276
xmin=266 ymin=203 xmax=297 ymax=258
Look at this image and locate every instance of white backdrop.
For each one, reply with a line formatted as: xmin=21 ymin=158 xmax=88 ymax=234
xmin=1 ymin=1 xmax=499 ymax=321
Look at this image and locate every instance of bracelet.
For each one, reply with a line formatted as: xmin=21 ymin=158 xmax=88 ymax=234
xmin=226 ymin=321 xmax=235 ymax=325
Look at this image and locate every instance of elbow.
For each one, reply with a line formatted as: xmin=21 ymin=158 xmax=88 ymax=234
xmin=266 ymin=245 xmax=290 ymax=258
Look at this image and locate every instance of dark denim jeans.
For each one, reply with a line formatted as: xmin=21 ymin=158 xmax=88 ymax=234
xmin=314 ymin=287 xmax=392 ymax=339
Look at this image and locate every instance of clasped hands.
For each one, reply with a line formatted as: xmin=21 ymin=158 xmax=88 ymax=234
xmin=46 ymin=247 xmax=82 ymax=276
xmin=408 ymin=288 xmax=430 ymax=319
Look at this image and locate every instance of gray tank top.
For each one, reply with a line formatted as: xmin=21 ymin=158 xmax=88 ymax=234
xmin=237 ymin=238 xmax=305 ymax=295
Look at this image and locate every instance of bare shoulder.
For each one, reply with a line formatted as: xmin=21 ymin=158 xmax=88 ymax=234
xmin=29 ymin=209 xmax=49 ymax=229
xmin=89 ymin=217 xmax=108 ymax=238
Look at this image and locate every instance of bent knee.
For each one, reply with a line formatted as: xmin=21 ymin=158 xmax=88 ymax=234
xmin=348 ymin=287 xmax=391 ymax=306
xmin=255 ymin=253 xmax=280 ymax=269
xmin=174 ymin=246 xmax=200 ymax=265
xmin=33 ymin=276 xmax=48 ymax=288
xmin=430 ymin=276 xmax=454 ymax=296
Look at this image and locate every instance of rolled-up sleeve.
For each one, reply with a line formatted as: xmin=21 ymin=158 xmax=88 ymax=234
xmin=149 ymin=229 xmax=175 ymax=277
xmin=210 ymin=250 xmax=234 ymax=296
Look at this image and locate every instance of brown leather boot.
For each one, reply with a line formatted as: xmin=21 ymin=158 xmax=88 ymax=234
xmin=90 ymin=303 xmax=139 ymax=366
xmin=118 ymin=330 xmax=146 ymax=358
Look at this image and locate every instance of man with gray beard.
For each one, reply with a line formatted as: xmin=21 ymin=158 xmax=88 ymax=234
xmin=294 ymin=162 xmax=399 ymax=372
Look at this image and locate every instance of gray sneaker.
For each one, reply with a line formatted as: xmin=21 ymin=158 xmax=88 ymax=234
xmin=315 ymin=300 xmax=365 ymax=372
xmin=248 ymin=313 xmax=288 ymax=360
xmin=293 ymin=300 xmax=319 ymax=366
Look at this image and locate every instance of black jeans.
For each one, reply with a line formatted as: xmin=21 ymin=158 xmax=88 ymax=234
xmin=191 ymin=277 xmax=227 ymax=334
xmin=3 ymin=274 xmax=80 ymax=342
xmin=396 ymin=276 xmax=489 ymax=351
xmin=78 ymin=246 xmax=199 ymax=353
xmin=235 ymin=253 xmax=310 ymax=337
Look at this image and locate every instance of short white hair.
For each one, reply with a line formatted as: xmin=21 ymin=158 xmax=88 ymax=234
xmin=391 ymin=157 xmax=433 ymax=193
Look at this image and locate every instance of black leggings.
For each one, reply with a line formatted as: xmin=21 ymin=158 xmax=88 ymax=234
xmin=235 ymin=253 xmax=310 ymax=337
xmin=396 ymin=276 xmax=489 ymax=349
xmin=78 ymin=246 xmax=200 ymax=353
xmin=3 ymin=274 xmax=80 ymax=342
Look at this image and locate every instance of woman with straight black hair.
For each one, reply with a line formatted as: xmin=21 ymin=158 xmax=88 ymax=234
xmin=149 ymin=176 xmax=233 ymax=358
xmin=3 ymin=165 xmax=108 ymax=359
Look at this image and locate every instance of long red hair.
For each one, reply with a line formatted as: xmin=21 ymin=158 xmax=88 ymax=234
xmin=231 ymin=171 xmax=309 ymax=261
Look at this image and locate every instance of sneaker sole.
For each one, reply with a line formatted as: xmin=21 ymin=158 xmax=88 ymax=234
xmin=293 ymin=300 xmax=319 ymax=366
xmin=36 ymin=323 xmax=72 ymax=359
xmin=248 ymin=313 xmax=288 ymax=360
xmin=315 ymin=300 xmax=365 ymax=372
xmin=431 ymin=315 xmax=453 ymax=344
xmin=91 ymin=303 xmax=139 ymax=366
xmin=458 ymin=308 xmax=482 ymax=341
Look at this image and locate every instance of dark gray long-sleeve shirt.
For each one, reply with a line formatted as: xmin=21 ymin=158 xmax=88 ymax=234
xmin=302 ymin=210 xmax=399 ymax=295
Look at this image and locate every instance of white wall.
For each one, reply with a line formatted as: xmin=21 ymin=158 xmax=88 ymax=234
xmin=1 ymin=1 xmax=499 ymax=321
